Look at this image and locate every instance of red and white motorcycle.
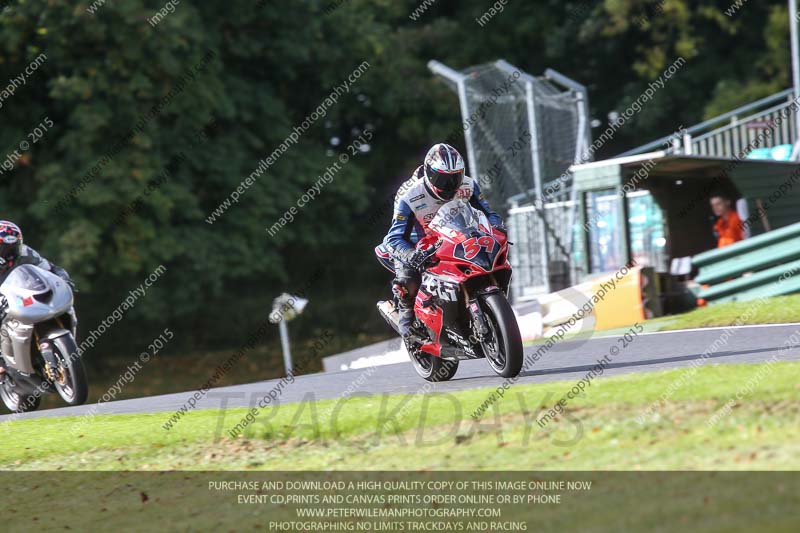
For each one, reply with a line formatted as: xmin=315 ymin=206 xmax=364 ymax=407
xmin=377 ymin=200 xmax=523 ymax=382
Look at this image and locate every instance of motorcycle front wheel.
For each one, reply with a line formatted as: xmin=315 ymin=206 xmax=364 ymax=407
xmin=479 ymin=292 xmax=523 ymax=378
xmin=49 ymin=334 xmax=88 ymax=405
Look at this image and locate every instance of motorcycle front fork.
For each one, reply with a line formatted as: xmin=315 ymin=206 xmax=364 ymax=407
xmin=460 ymin=284 xmax=491 ymax=344
xmin=468 ymin=299 xmax=491 ymax=344
xmin=38 ymin=340 xmax=60 ymax=382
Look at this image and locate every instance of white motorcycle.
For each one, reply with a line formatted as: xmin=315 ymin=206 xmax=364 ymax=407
xmin=0 ymin=264 xmax=87 ymax=412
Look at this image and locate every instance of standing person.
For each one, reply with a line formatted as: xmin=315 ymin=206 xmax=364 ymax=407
xmin=709 ymin=193 xmax=744 ymax=248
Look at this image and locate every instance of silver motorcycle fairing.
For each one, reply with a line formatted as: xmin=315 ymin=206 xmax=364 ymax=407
xmin=0 ymin=265 xmax=75 ymax=374
xmin=1 ymin=320 xmax=35 ymax=373
xmin=1 ymin=265 xmax=73 ymax=324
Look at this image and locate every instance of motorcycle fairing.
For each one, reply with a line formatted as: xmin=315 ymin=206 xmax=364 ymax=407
xmin=0 ymin=265 xmax=73 ymax=325
xmin=453 ymin=235 xmax=501 ymax=272
xmin=408 ymin=201 xmax=513 ymax=360
xmin=414 ymin=291 xmax=443 ymax=357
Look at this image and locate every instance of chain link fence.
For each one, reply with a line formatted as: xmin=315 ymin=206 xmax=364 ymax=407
xmin=430 ymin=60 xmax=590 ymax=301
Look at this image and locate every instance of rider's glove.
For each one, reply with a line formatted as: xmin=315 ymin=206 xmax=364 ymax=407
xmin=406 ymin=247 xmax=439 ymax=271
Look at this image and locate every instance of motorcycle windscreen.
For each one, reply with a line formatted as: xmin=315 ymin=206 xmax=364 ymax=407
xmin=429 ymin=201 xmax=498 ymax=272
xmin=1 ymin=265 xmax=48 ymax=292
xmin=428 ymin=200 xmax=491 ymax=240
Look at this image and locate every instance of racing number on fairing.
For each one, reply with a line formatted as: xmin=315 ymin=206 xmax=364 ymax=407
xmin=463 ymin=236 xmax=496 ymax=260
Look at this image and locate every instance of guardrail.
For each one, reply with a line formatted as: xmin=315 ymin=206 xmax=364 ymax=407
xmin=693 ymin=221 xmax=800 ymax=303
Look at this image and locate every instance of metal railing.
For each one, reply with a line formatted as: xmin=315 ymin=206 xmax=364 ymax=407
xmin=621 ymin=89 xmax=797 ymax=159
xmin=690 ymin=100 xmax=798 ymax=158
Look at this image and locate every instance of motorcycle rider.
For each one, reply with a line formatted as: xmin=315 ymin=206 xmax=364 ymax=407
xmin=383 ymin=143 xmax=504 ymax=340
xmin=0 ymin=221 xmax=71 ymax=284
xmin=0 ymin=221 xmax=72 ymax=375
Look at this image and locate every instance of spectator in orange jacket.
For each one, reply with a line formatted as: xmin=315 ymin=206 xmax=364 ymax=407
xmin=710 ymin=193 xmax=744 ymax=248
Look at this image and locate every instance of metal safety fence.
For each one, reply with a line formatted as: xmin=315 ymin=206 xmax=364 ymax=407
xmin=429 ymin=60 xmax=590 ymax=301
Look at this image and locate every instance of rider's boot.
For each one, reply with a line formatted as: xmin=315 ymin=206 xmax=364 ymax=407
xmin=393 ymin=280 xmax=416 ymax=339
xmin=400 ymin=310 xmax=432 ymax=355
xmin=398 ymin=307 xmax=415 ymax=338
xmin=393 ymin=266 xmax=425 ymax=349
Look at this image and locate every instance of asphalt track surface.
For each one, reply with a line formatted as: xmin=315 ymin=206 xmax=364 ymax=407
xmin=3 ymin=323 xmax=800 ymax=421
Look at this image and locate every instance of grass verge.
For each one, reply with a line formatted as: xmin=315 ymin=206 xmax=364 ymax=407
xmin=655 ymin=293 xmax=800 ymax=331
xmin=3 ymin=361 xmax=798 ymax=471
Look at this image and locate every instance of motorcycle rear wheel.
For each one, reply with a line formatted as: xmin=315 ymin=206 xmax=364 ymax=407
xmin=409 ymin=349 xmax=459 ymax=382
xmin=0 ymin=369 xmax=41 ymax=413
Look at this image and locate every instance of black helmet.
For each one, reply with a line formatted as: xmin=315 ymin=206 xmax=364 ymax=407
xmin=0 ymin=220 xmax=22 ymax=267
xmin=424 ymin=143 xmax=465 ymax=201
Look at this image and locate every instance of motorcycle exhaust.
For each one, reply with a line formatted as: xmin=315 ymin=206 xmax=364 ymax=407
xmin=376 ymin=301 xmax=400 ymax=334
